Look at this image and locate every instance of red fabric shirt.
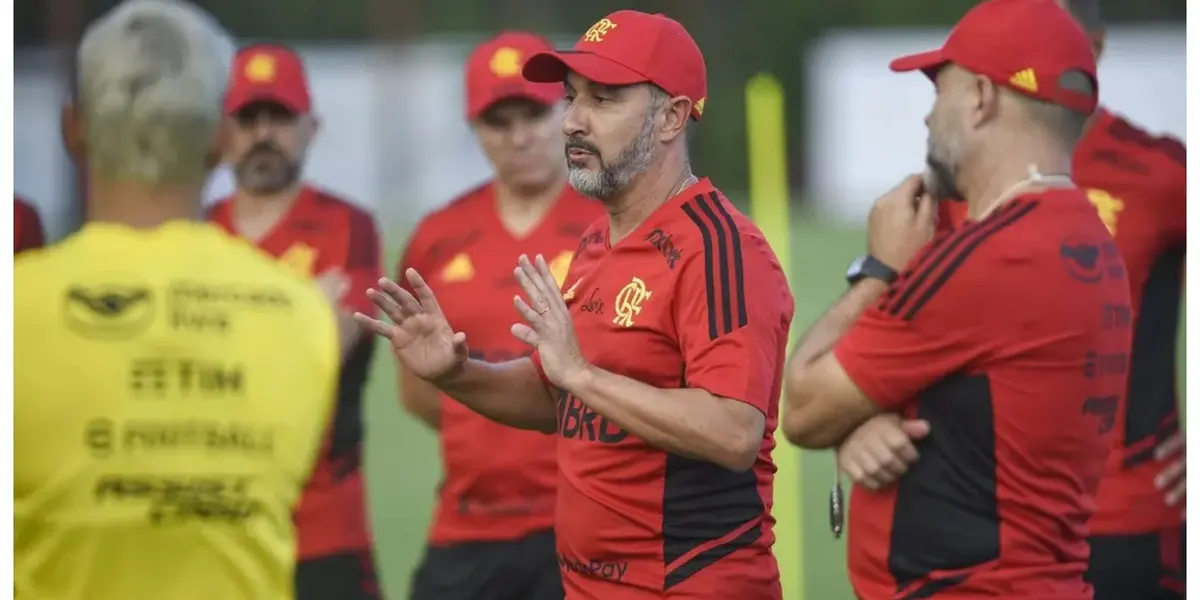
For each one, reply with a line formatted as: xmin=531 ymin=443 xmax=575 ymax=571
xmin=936 ymin=112 xmax=1188 ymax=536
xmin=532 ymin=178 xmax=793 ymax=599
xmin=14 ymin=197 xmax=45 ymax=254
xmin=399 ymin=182 xmax=603 ymax=544
xmin=836 ymin=191 xmax=1131 ymax=599
xmin=209 ymin=185 xmax=383 ymax=558
xmin=1071 ymin=109 xmax=1187 ymax=535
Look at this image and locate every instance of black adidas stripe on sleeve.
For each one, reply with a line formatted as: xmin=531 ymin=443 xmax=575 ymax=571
xmin=681 ymin=192 xmax=748 ymax=340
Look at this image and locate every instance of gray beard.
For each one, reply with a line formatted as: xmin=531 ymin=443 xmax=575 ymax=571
xmin=568 ymin=122 xmax=656 ymax=201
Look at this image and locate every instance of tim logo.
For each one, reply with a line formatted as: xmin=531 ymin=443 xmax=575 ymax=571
xmin=645 ymin=228 xmax=682 ymax=269
xmin=557 ymin=390 xmax=628 ymax=444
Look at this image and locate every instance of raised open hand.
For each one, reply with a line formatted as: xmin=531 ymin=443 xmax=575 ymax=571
xmin=511 ymin=254 xmax=591 ymax=392
xmin=354 ymin=269 xmax=469 ymax=385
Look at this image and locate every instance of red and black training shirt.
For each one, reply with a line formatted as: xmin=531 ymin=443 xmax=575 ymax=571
xmin=938 ymin=111 xmax=1188 ymax=538
xmin=532 ymin=178 xmax=794 ymax=600
xmin=209 ymin=185 xmax=383 ymax=558
xmin=1071 ymin=110 xmax=1187 ymax=536
xmin=398 ymin=181 xmax=602 ymax=544
xmin=837 ymin=190 xmax=1132 ymax=599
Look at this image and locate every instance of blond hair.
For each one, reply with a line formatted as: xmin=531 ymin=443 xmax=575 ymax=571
xmin=76 ymin=0 xmax=234 ymax=186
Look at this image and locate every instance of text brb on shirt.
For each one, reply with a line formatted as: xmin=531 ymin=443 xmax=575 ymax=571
xmin=555 ymin=275 xmax=654 ymax=444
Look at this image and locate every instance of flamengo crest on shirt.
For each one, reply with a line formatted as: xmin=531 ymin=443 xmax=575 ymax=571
xmin=612 ymin=277 xmax=651 ymax=327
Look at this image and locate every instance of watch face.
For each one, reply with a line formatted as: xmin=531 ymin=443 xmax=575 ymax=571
xmin=846 ymin=255 xmax=866 ymax=278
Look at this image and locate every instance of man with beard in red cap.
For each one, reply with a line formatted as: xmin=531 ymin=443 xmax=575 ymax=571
xmin=208 ymin=44 xmax=384 ymax=600
xmin=359 ymin=10 xmax=793 ymax=600
xmin=784 ymin=0 xmax=1132 ymax=597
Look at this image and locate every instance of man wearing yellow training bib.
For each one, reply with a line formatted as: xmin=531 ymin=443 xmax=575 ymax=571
xmin=14 ymin=1 xmax=338 ymax=598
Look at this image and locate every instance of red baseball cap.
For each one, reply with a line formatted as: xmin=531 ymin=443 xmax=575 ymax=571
xmin=223 ymin=44 xmax=312 ymax=115
xmin=889 ymin=0 xmax=1098 ymax=114
xmin=465 ymin=32 xmax=563 ymax=120
xmin=522 ymin=11 xmax=708 ymax=120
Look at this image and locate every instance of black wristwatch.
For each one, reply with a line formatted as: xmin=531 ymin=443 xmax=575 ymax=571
xmin=845 ymin=255 xmax=899 ymax=285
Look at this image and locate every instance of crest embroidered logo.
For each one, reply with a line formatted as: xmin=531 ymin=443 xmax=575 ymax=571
xmin=694 ymin=97 xmax=706 ymax=117
xmin=441 ymin=253 xmax=475 ymax=283
xmin=582 ymin=18 xmax=618 ymax=43
xmin=63 ymin=284 xmax=155 ymax=340
xmin=279 ymin=243 xmax=316 ymax=277
xmin=612 ymin=277 xmax=651 ymax=328
xmin=1086 ymin=188 xmax=1125 ymax=235
xmin=244 ymin=54 xmax=277 ymax=83
xmin=1009 ymin=68 xmax=1038 ymax=93
xmin=548 ymin=251 xmax=574 ymax=286
xmin=489 ymin=47 xmax=523 ymax=78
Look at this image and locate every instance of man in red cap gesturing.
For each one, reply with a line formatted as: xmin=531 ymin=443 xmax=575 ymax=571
xmin=359 ymin=10 xmax=793 ymax=600
xmin=399 ymin=31 xmax=601 ymax=600
xmin=783 ymin=0 xmax=1131 ymax=598
xmin=209 ymin=44 xmax=385 ymax=600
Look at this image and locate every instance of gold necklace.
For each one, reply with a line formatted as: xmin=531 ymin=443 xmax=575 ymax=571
xmin=671 ymin=173 xmax=698 ymax=199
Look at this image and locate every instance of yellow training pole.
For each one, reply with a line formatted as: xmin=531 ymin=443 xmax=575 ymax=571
xmin=745 ymin=73 xmax=803 ymax=600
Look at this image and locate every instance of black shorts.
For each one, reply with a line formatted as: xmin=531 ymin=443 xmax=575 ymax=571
xmin=410 ymin=529 xmax=563 ymax=600
xmin=295 ymin=548 xmax=383 ymax=600
xmin=1087 ymin=524 xmax=1185 ymax=600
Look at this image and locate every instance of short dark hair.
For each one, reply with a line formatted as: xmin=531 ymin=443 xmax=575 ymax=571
xmin=1014 ymin=69 xmax=1096 ymax=148
xmin=1063 ymin=0 xmax=1104 ymax=33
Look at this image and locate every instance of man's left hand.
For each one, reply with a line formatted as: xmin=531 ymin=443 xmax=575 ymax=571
xmin=511 ymin=254 xmax=592 ymax=392
xmin=867 ymin=174 xmax=937 ymax=271
xmin=1155 ymin=432 xmax=1186 ymax=515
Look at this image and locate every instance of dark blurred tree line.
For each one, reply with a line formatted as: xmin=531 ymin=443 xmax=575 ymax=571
xmin=16 ymin=0 xmax=1185 ymax=192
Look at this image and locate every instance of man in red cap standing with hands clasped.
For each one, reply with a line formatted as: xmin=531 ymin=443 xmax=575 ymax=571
xmin=783 ymin=0 xmax=1131 ymax=598
xmin=358 ymin=10 xmax=793 ymax=600
xmin=210 ymin=44 xmax=385 ymax=600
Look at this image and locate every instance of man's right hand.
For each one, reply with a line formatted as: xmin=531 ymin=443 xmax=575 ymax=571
xmin=354 ymin=269 xmax=470 ymax=385
xmin=837 ymin=413 xmax=931 ymax=490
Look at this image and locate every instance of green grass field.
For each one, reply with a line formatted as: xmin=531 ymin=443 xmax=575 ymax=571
xmin=360 ymin=214 xmax=1185 ymax=599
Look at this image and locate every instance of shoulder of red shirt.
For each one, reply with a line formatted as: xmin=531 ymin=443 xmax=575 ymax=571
xmin=834 ymin=194 xmax=1070 ymax=409
xmin=1086 ymin=108 xmax=1186 ymax=187
xmin=415 ymin=180 xmax=494 ymax=237
xmin=208 ymin=184 xmax=378 ymax=228
xmin=667 ymin=179 xmax=778 ymax=267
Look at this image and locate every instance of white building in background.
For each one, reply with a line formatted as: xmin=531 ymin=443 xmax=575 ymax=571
xmin=15 ymin=26 xmax=1184 ymax=239
xmin=806 ymin=25 xmax=1185 ymax=222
